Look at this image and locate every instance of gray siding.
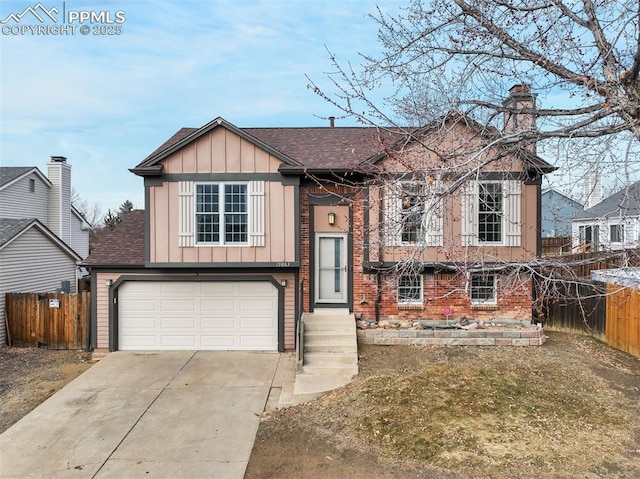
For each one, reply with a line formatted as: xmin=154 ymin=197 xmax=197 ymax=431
xmin=0 ymin=173 xmax=49 ymax=223
xmin=541 ymin=190 xmax=583 ymax=238
xmin=70 ymin=212 xmax=90 ymax=259
xmin=0 ymin=228 xmax=77 ymax=345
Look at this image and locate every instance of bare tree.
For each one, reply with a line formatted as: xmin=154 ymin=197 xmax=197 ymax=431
xmin=71 ymin=187 xmax=103 ymax=227
xmin=307 ymin=0 xmax=640 ymax=324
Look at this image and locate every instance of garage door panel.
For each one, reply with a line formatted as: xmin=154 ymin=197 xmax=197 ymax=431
xmin=240 ymin=319 xmax=276 ymax=329
xmin=161 ymin=317 xmax=196 ymax=329
xmin=118 ymin=281 xmax=278 ymax=351
xmin=161 ymin=335 xmax=196 ymax=348
xmin=240 ymin=298 xmax=277 ymax=312
xmin=200 ymin=299 xmax=237 ymax=312
xmin=241 ymin=336 xmax=276 ymax=348
xmin=161 ymin=282 xmax=197 ymax=294
xmin=200 ymin=335 xmax=236 ymax=347
xmin=121 ymin=335 xmax=157 ymax=348
xmin=201 ymin=318 xmax=235 ymax=329
xmin=120 ymin=299 xmax=157 ymax=312
xmin=200 ymin=282 xmax=235 ymax=294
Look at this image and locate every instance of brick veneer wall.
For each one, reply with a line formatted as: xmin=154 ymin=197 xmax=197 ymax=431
xmin=300 ymin=184 xmax=534 ymax=323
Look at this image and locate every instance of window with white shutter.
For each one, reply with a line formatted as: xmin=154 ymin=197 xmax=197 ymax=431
xmin=461 ymin=179 xmax=521 ymax=247
xmin=384 ymin=182 xmax=444 ymax=247
xmin=178 ymin=180 xmax=265 ymax=247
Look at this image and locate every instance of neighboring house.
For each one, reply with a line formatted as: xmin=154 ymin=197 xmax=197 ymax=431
xmin=85 ymin=84 xmax=555 ymax=353
xmin=572 ymin=180 xmax=640 ymax=252
xmin=0 ymin=157 xmax=90 ymax=345
xmin=541 ymin=188 xmax=583 ymax=237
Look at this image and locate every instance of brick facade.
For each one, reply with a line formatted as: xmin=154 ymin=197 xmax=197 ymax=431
xmin=301 ymin=183 xmax=534 ymax=323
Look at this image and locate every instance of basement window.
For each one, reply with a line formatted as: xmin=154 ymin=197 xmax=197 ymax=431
xmin=397 ymin=275 xmax=423 ymax=305
xmin=471 ymin=273 xmax=496 ymax=304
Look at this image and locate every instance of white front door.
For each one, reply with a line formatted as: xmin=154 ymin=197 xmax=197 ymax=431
xmin=315 ymin=234 xmax=348 ymax=304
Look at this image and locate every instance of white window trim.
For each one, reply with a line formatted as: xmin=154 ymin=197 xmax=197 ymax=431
xmin=609 ymin=223 xmax=624 ymax=244
xmin=462 ymin=179 xmax=521 ymax=247
xmin=476 ymin=181 xmax=505 ymax=246
xmin=178 ymin=180 xmax=265 ymax=248
xmin=470 ymin=273 xmax=497 ymax=305
xmin=195 ymin=182 xmax=250 ymax=246
xmin=397 ymin=274 xmax=424 ymax=305
xmin=384 ymin=182 xmax=443 ymax=247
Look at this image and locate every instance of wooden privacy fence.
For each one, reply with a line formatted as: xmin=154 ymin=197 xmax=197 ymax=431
xmin=541 ymin=280 xmax=640 ymax=358
xmin=541 ymin=281 xmax=607 ymax=341
xmin=605 ymin=283 xmax=640 ymax=358
xmin=5 ymin=292 xmax=90 ymax=349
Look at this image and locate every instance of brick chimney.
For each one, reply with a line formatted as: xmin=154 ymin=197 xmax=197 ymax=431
xmin=503 ymin=84 xmax=537 ymax=153
xmin=47 ymin=156 xmax=71 ymax=245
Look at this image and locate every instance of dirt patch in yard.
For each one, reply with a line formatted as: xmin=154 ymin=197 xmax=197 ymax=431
xmin=0 ymin=347 xmax=93 ymax=434
xmin=246 ymin=332 xmax=640 ymax=479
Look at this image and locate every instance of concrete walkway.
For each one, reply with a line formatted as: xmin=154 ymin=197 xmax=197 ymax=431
xmin=0 ymin=351 xmax=294 ymax=478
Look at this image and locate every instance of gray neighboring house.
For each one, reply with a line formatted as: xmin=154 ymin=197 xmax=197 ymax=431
xmin=0 ymin=157 xmax=90 ymax=346
xmin=572 ymin=180 xmax=640 ymax=252
xmin=541 ymin=188 xmax=584 ymax=237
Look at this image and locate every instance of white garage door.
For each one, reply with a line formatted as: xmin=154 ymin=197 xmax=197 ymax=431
xmin=118 ymin=281 xmax=278 ymax=351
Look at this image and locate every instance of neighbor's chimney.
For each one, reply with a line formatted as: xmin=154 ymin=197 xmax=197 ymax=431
xmin=583 ymin=171 xmax=603 ymax=209
xmin=47 ymin=156 xmax=72 ymax=246
xmin=503 ymin=84 xmax=537 ymax=152
xmin=329 ymin=116 xmax=335 ymax=128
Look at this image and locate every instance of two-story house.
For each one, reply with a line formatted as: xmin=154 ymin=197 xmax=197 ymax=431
xmin=85 ymin=85 xmax=554 ymax=352
xmin=0 ymin=157 xmax=91 ymax=345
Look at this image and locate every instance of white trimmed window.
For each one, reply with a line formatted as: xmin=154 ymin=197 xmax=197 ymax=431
xmin=461 ymin=179 xmax=521 ymax=247
xmin=178 ymin=180 xmax=265 ymax=247
xmin=196 ymin=183 xmax=248 ymax=245
xmin=384 ymin=182 xmax=443 ymax=246
xmin=610 ymin=224 xmax=624 ymax=243
xmin=397 ymin=275 xmax=423 ymax=304
xmin=478 ymin=182 xmax=503 ymax=243
xmin=400 ymin=185 xmax=423 ymax=243
xmin=471 ymin=273 xmax=496 ymax=304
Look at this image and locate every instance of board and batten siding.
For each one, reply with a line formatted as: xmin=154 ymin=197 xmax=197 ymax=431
xmin=0 ymin=228 xmax=77 ymax=345
xmin=0 ymin=173 xmax=49 ymax=223
xmin=148 ymin=127 xmax=296 ymax=265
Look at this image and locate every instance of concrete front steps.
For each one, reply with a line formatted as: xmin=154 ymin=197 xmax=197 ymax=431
xmin=291 ymin=309 xmax=358 ymax=405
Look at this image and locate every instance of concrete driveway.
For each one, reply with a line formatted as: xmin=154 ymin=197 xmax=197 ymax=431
xmin=0 ymin=351 xmax=294 ymax=478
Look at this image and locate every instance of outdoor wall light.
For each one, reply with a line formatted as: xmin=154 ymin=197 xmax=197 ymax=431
xmin=280 ymin=279 xmax=288 ymax=287
xmin=105 ymin=279 xmax=112 ymax=286
xmin=328 ymin=212 xmax=336 ymax=225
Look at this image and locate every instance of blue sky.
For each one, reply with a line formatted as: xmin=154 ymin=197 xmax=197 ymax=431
xmin=1 ymin=0 xmax=405 ymax=212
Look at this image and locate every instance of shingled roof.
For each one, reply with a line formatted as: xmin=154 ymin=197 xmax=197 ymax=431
xmin=574 ymin=180 xmax=640 ymax=220
xmin=84 ymin=210 xmax=145 ymax=266
xmin=135 ymin=116 xmax=554 ymax=175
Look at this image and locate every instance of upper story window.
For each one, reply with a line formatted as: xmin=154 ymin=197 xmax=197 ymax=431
xmin=397 ymin=274 xmax=423 ymax=304
xmin=195 ymin=183 xmax=248 ymax=245
xmin=610 ymin=224 xmax=624 ymax=243
xmin=384 ymin=182 xmax=444 ymax=247
xmin=29 ymin=178 xmax=35 ymax=193
xmin=400 ymin=185 xmax=424 ymax=243
xmin=471 ymin=273 xmax=496 ymax=304
xmin=478 ymin=182 xmax=503 ymax=243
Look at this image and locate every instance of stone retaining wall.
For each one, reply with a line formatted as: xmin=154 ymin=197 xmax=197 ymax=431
xmin=357 ymin=327 xmax=546 ymax=346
